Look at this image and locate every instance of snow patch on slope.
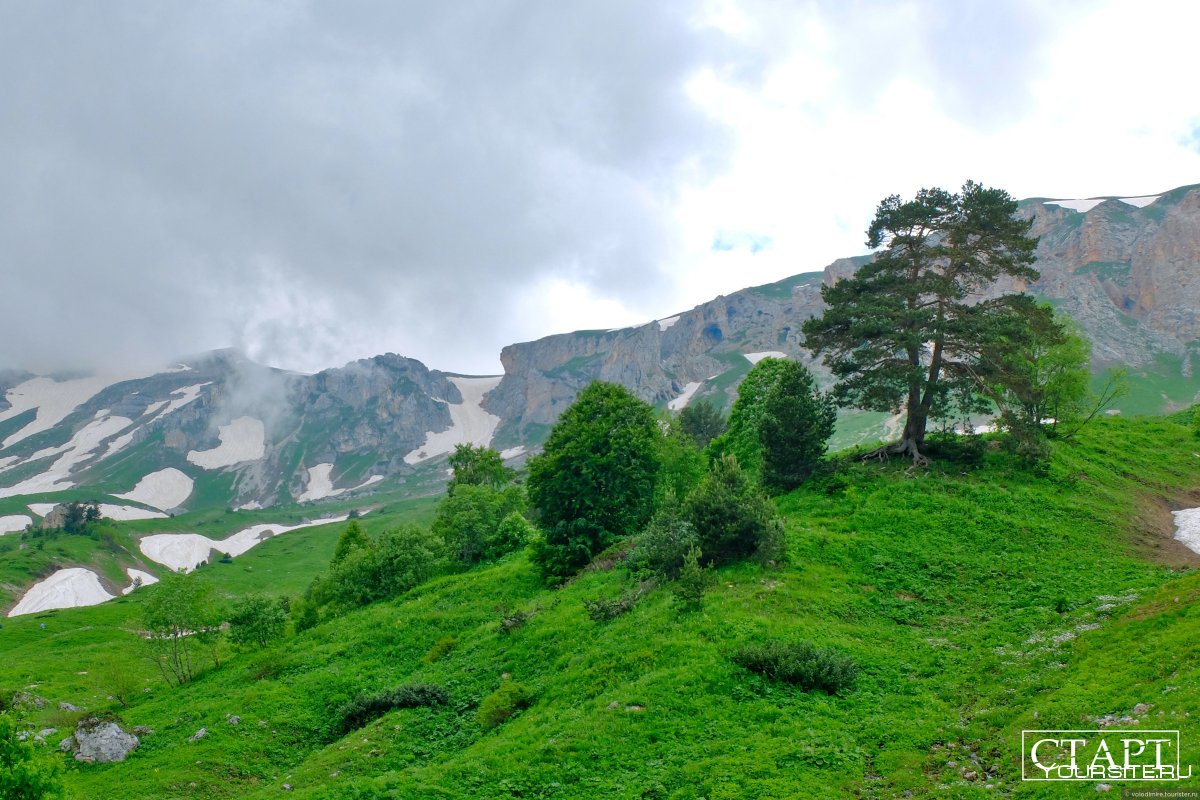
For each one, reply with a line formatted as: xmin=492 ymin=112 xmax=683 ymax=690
xmin=500 ymin=446 xmax=527 ymax=460
xmin=1045 ymin=195 xmax=1162 ymax=212
xmin=0 ymin=376 xmax=118 ymax=449
xmin=297 ymin=463 xmax=384 ymax=502
xmin=98 ymin=504 xmax=168 ymax=521
xmin=657 ymin=315 xmax=681 ymax=331
xmin=8 ymin=568 xmax=115 ymax=616
xmin=1172 ymin=508 xmax=1200 ymax=556
xmin=116 ymin=468 xmax=194 ymax=511
xmin=122 ymin=568 xmax=159 ymax=595
xmin=404 ymin=376 xmax=503 ymax=465
xmin=744 ymin=351 xmax=788 ymax=365
xmin=139 ymin=514 xmax=354 ymax=572
xmin=0 ymin=515 xmax=31 ymax=534
xmin=668 ymin=381 xmax=703 ymax=411
xmin=0 ymin=414 xmax=134 ymax=499
xmin=186 ymin=417 xmax=266 ymax=469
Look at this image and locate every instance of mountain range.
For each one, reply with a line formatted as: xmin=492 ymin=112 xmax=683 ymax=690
xmin=1 ymin=183 xmax=1198 ymax=518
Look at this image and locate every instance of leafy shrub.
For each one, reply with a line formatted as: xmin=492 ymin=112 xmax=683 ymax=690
xmin=422 ymin=636 xmax=459 ymax=664
xmin=628 ymin=495 xmax=699 ymax=580
xmin=758 ymin=360 xmax=836 ymax=492
xmin=498 ymin=609 xmax=531 ymax=634
xmin=476 ymin=681 xmax=532 ymax=729
xmin=337 ymin=684 xmax=449 ymax=734
xmin=228 ymin=593 xmax=287 ymax=649
xmin=491 ymin=511 xmax=535 ymax=558
xmin=432 ymin=484 xmax=527 ymax=564
xmin=583 ymin=593 xmax=637 ymax=623
xmin=527 ymin=382 xmax=662 ymax=578
xmin=671 ymin=545 xmax=716 ymax=611
xmin=733 ymin=640 xmax=858 ymax=694
xmin=317 ymin=524 xmax=444 ymax=611
xmin=683 ymin=454 xmax=786 ymax=565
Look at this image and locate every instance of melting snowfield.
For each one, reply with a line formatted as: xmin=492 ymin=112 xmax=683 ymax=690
xmin=23 ymin=502 xmax=167 ymax=522
xmin=187 ymin=417 xmax=266 ymax=469
xmin=744 ymin=351 xmax=788 ymax=365
xmin=0 ymin=413 xmax=134 ymax=499
xmin=297 ymin=463 xmax=384 ymax=502
xmin=0 ymin=514 xmax=32 ymax=534
xmin=668 ymin=381 xmax=703 ymax=411
xmin=1045 ymin=195 xmax=1162 ymax=213
xmin=500 ymin=445 xmax=527 ymax=460
xmin=8 ymin=568 xmax=115 ymax=617
xmin=116 ymin=468 xmax=194 ymax=511
xmin=404 ymin=376 xmax=503 ymax=465
xmin=98 ymin=504 xmax=168 ymax=521
xmin=657 ymin=315 xmax=681 ymax=332
xmin=0 ymin=376 xmax=118 ymax=449
xmin=121 ymin=568 xmax=159 ymax=595
xmin=139 ymin=514 xmax=353 ymax=572
xmin=1172 ymin=508 xmax=1200 ymax=556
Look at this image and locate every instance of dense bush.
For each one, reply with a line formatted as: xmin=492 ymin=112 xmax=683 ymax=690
xmin=317 ymin=523 xmax=445 ymax=611
xmin=678 ymin=399 xmax=726 ymax=448
xmin=758 ymin=360 xmax=836 ymax=492
xmin=432 ymin=484 xmax=527 ymax=564
xmin=683 ymin=455 xmax=785 ymax=565
xmin=337 ymin=684 xmax=449 ymax=734
xmin=527 ymin=381 xmax=662 ymax=578
xmin=671 ymin=545 xmax=715 ymax=611
xmin=447 ymin=443 xmax=514 ymax=494
xmin=422 ymin=635 xmax=459 ymax=664
xmin=627 ymin=495 xmax=699 ymax=581
xmin=733 ymin=640 xmax=858 ymax=694
xmin=476 ymin=681 xmax=532 ymax=729
xmin=227 ymin=593 xmax=288 ymax=649
xmin=707 ymin=357 xmax=792 ymax=476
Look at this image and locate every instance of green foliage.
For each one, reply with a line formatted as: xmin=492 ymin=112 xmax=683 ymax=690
xmin=671 ymin=545 xmax=715 ymax=611
xmin=337 ymin=684 xmax=448 ymax=734
xmin=758 ymin=360 xmax=837 ymax=492
xmin=677 ymin=399 xmax=726 ymax=448
xmin=0 ymin=713 xmax=63 ymax=800
xmin=627 ymin=494 xmax=699 ymax=581
xmin=528 ymin=381 xmax=661 ymax=578
xmin=981 ymin=304 xmax=1090 ymax=433
xmin=683 ymin=455 xmax=785 ymax=566
xmin=476 ymin=681 xmax=533 ymax=729
xmin=582 ymin=586 xmax=643 ymax=622
xmin=803 ymin=181 xmax=1040 ymax=458
xmin=93 ymin=654 xmax=139 ymax=708
xmin=432 ymin=484 xmax=527 ymax=564
xmin=655 ymin=416 xmax=705 ymax=503
xmin=447 ymin=444 xmax=514 ymax=495
xmin=422 ymin=635 xmax=459 ymax=664
xmin=141 ymin=570 xmax=222 ymax=685
xmin=318 ymin=524 xmax=445 ymax=611
xmin=330 ymin=520 xmax=371 ymax=566
xmin=733 ymin=640 xmax=858 ymax=694
xmin=708 ymin=357 xmax=792 ymax=476
xmin=227 ymin=593 xmax=287 ymax=650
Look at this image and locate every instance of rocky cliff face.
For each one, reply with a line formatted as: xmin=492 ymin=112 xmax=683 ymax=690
xmin=2 ymin=185 xmax=1197 ymax=512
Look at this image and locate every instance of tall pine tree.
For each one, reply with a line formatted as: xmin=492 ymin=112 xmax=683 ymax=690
xmin=803 ymin=181 xmax=1039 ymax=463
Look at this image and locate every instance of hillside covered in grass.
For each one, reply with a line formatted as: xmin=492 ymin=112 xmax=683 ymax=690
xmin=2 ymin=411 xmax=1197 ymax=799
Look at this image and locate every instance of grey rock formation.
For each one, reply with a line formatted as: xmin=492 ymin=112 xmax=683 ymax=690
xmin=69 ymin=717 xmax=139 ymax=763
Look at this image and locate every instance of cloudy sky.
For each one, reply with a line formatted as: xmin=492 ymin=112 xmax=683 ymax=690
xmin=3 ymin=0 xmax=1199 ymax=375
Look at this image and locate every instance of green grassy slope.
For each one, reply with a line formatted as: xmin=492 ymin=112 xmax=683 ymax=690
xmin=2 ymin=415 xmax=1198 ymax=798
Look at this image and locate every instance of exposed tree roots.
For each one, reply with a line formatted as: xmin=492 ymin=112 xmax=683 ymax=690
xmin=861 ymin=438 xmax=930 ymax=470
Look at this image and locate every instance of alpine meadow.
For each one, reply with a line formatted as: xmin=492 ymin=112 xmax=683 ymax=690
xmin=4 ymin=5 xmax=1200 ymax=798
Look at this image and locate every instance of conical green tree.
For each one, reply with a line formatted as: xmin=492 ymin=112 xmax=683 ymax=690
xmin=759 ymin=360 xmax=836 ymax=492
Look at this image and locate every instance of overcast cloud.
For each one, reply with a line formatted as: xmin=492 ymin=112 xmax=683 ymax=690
xmin=2 ymin=1 xmax=1199 ymax=375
